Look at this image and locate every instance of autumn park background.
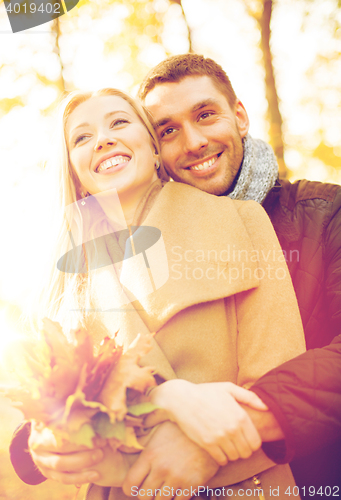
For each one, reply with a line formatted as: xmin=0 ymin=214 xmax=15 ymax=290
xmin=0 ymin=0 xmax=340 ymax=497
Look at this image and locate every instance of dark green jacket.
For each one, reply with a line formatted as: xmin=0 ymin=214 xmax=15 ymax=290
xmin=264 ymin=178 xmax=341 ymax=349
xmin=255 ymin=178 xmax=341 ymax=493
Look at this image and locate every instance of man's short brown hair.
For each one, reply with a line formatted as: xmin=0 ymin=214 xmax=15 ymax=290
xmin=138 ymin=54 xmax=237 ymax=109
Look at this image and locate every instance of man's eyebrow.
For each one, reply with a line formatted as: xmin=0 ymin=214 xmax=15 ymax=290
xmin=154 ymin=99 xmax=219 ymax=129
xmin=192 ymin=98 xmax=219 ymax=112
xmin=154 ymin=117 xmax=172 ymax=129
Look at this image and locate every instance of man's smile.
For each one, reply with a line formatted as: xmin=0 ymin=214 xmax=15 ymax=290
xmin=182 ymin=153 xmax=222 ymax=176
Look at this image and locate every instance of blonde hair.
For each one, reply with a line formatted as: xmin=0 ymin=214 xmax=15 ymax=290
xmin=35 ymin=88 xmax=168 ymax=334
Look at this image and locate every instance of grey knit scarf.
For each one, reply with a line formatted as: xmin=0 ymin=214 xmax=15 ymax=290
xmin=228 ymin=134 xmax=279 ymax=204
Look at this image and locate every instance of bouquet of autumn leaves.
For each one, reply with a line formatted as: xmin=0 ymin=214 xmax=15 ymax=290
xmin=4 ymin=318 xmax=157 ymax=452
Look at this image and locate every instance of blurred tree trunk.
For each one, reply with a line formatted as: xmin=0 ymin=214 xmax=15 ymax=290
xmin=169 ymin=0 xmax=193 ymax=52
xmin=51 ymin=17 xmax=66 ymax=94
xmin=247 ymin=0 xmax=287 ymax=178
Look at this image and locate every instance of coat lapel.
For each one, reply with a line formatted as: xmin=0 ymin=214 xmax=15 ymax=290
xmin=120 ymin=182 xmax=260 ymax=333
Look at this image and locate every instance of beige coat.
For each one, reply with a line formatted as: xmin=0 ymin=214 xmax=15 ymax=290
xmin=86 ymin=181 xmax=306 ymax=500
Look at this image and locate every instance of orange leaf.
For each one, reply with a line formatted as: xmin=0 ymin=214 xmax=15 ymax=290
xmin=99 ymin=334 xmax=156 ymax=421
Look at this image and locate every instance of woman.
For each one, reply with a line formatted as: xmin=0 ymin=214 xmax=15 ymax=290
xmin=12 ymin=88 xmax=305 ymax=499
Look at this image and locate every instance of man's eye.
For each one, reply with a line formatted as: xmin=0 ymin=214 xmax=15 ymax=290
xmin=160 ymin=127 xmax=176 ymax=138
xmin=199 ymin=112 xmax=213 ymax=120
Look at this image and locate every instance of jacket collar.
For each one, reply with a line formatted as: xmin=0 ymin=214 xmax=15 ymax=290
xmin=262 ymin=177 xmax=281 ymax=212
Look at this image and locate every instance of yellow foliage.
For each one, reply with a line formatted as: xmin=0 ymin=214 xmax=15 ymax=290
xmin=313 ymin=142 xmax=341 ymax=169
xmin=0 ymin=97 xmax=24 ymax=115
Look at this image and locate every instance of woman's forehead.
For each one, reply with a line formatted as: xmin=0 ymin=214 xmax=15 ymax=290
xmin=66 ymin=94 xmax=137 ymax=132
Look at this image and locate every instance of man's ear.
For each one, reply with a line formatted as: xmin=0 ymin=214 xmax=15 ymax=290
xmin=235 ymin=101 xmax=249 ymax=138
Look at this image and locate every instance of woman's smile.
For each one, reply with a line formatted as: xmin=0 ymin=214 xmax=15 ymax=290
xmin=95 ymin=154 xmax=131 ymax=174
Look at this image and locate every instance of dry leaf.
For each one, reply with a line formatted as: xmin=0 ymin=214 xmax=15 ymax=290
xmin=99 ymin=334 xmax=156 ymax=421
xmin=4 ymin=321 xmax=157 ymax=451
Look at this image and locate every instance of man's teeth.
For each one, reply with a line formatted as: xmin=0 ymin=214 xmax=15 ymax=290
xmin=189 ymin=156 xmax=217 ymax=171
xmin=97 ymin=156 xmax=129 ymax=172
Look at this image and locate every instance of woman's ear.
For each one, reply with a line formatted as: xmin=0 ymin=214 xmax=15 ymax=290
xmin=235 ymin=101 xmax=249 ymax=139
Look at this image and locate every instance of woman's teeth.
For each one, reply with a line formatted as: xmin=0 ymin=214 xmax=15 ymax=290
xmin=189 ymin=156 xmax=217 ymax=171
xmin=97 ymin=156 xmax=130 ymax=173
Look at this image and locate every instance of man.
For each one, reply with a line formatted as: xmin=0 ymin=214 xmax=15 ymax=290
xmin=135 ymin=53 xmax=341 ymax=494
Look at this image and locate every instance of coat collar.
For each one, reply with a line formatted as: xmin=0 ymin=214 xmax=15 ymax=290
xmin=120 ymin=182 xmax=260 ymax=333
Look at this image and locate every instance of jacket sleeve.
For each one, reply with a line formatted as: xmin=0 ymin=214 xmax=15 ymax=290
xmin=9 ymin=421 xmax=47 ymax=485
xmin=324 ymin=192 xmax=341 ymax=343
xmin=251 ymin=334 xmax=341 ymax=463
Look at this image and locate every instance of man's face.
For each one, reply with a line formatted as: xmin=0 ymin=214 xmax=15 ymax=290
xmin=144 ymin=76 xmax=249 ymax=195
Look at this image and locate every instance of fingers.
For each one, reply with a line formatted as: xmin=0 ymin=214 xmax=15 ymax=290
xmin=219 ymin=414 xmax=262 ymax=461
xmin=226 ymin=383 xmax=268 ymax=411
xmin=29 ymin=446 xmax=105 ymax=486
xmin=124 ymin=422 xmax=219 ymax=500
xmin=154 ymin=484 xmax=167 ymax=500
xmin=220 ymin=438 xmax=242 ymax=461
xmin=202 ymin=444 xmax=228 ymax=466
xmin=122 ymin=454 xmax=151 ymax=496
xmin=138 ymin=472 xmax=193 ymax=500
xmin=39 ymin=467 xmax=100 ymax=485
xmin=138 ymin=473 xmax=164 ymax=500
xmin=195 ymin=406 xmax=261 ymax=463
xmin=224 ymin=428 xmax=253 ymax=460
xmin=143 ymin=409 xmax=170 ymax=429
xmin=28 ymin=423 xmax=107 ymax=486
xmin=29 ymin=427 xmax=106 ymax=455
xmin=30 ymin=447 xmax=104 ymax=473
xmin=174 ymin=487 xmax=194 ymax=500
xmin=241 ymin=414 xmax=262 ymax=452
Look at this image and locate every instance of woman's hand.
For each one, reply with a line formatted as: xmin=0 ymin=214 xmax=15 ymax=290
xmin=28 ymin=421 xmax=128 ymax=486
xmin=146 ymin=380 xmax=268 ymax=466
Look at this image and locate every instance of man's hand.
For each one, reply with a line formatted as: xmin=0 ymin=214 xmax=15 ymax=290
xmin=28 ymin=421 xmax=105 ymax=485
xmin=146 ymin=380 xmax=267 ymax=466
xmin=122 ymin=421 xmax=219 ymax=500
xmin=242 ymin=405 xmax=285 ymax=442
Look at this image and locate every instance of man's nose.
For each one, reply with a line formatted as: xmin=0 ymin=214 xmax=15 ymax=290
xmin=182 ymin=124 xmax=208 ymax=154
xmin=94 ymin=133 xmax=117 ymax=151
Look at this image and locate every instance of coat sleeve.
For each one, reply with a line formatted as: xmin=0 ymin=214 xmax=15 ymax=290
xmin=234 ymin=200 xmax=306 ymax=389
xmin=204 ymin=201 xmax=306 ymax=488
xmin=9 ymin=421 xmax=47 ymax=485
xmin=250 ymin=334 xmax=341 ymax=463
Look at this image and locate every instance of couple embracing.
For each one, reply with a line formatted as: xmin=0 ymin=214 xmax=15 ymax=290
xmin=10 ymin=54 xmax=341 ymax=499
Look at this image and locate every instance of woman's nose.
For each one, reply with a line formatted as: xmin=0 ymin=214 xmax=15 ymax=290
xmin=94 ymin=134 xmax=117 ymax=151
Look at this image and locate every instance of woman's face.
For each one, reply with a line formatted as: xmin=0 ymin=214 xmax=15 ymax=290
xmin=66 ymin=95 xmax=159 ymax=198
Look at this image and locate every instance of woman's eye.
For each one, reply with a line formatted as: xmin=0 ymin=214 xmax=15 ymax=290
xmin=74 ymin=135 xmax=88 ymax=146
xmin=111 ymin=119 xmax=129 ymax=127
